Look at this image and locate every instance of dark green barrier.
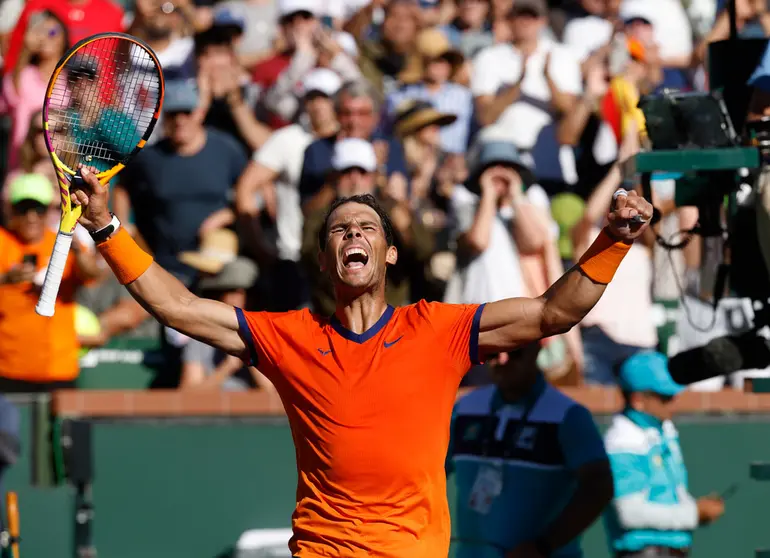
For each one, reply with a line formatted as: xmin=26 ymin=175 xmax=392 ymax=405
xmin=77 ymin=338 xmax=163 ymax=390
xmin=7 ymin=409 xmax=770 ymax=557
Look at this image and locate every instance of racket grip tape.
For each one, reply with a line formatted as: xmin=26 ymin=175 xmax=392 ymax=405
xmin=35 ymin=231 xmax=74 ymax=317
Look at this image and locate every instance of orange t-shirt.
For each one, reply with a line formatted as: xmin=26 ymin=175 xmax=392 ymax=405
xmin=0 ymin=227 xmax=83 ymax=382
xmin=237 ymin=300 xmax=485 ymax=557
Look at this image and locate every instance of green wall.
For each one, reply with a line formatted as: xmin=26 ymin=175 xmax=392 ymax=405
xmin=7 ymin=402 xmax=770 ymax=558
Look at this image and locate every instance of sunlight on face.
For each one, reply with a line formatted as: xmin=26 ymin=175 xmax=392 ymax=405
xmin=321 ymin=202 xmax=396 ymax=293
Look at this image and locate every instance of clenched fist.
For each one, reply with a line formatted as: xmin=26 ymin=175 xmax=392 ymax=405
xmin=607 ymin=188 xmax=653 ymax=243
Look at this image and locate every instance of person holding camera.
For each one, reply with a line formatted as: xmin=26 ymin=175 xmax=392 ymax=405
xmin=0 ymin=174 xmax=99 ymax=393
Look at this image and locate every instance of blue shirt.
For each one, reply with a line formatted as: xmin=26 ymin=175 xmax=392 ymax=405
xmin=68 ymin=108 xmax=141 ymax=172
xmin=603 ymin=410 xmax=695 ymax=553
xmin=297 ymin=134 xmax=408 ymax=203
xmin=383 ymin=82 xmax=474 ymax=154
xmin=447 ymin=375 xmax=607 ymax=558
xmin=122 ymin=128 xmax=247 ymax=284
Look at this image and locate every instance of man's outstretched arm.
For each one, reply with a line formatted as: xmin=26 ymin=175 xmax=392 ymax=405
xmin=477 ymin=189 xmax=653 ymax=358
xmin=72 ymin=167 xmax=249 ymax=360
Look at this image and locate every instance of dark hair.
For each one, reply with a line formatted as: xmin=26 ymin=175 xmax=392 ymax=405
xmin=194 ymin=27 xmax=235 ymax=56
xmin=318 ymin=194 xmax=395 ymax=251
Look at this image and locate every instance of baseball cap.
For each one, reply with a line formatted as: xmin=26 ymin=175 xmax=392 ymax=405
xmin=332 ymin=138 xmax=377 ymax=172
xmin=302 ymin=68 xmax=342 ymax=98
xmin=618 ymin=351 xmax=685 ymax=397
xmin=278 ymin=0 xmax=318 ymax=18
xmin=212 ymin=7 xmax=245 ymax=32
xmin=163 ymin=80 xmax=199 ymax=113
xmin=8 ymin=173 xmax=54 ymax=207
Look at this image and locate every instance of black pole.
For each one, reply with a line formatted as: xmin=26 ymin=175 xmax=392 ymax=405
xmin=729 ymin=0 xmax=738 ymax=41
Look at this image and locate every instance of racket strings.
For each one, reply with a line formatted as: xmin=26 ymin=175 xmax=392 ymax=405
xmin=47 ymin=36 xmax=161 ymax=173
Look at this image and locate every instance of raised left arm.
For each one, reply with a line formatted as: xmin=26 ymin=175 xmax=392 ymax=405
xmin=478 ymin=189 xmax=652 ymax=358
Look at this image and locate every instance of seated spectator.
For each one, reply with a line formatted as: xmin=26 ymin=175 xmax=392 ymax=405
xmin=299 ymin=80 xmax=409 ymax=215
xmin=441 ymin=0 xmax=494 ymax=59
xmin=115 ymin=80 xmax=248 ymax=287
xmin=196 ymin=21 xmax=272 ymax=154
xmin=619 ymin=0 xmax=693 ymax=91
xmin=236 ymin=68 xmax=342 ymax=311
xmin=472 ymin=0 xmax=583 ymax=194
xmin=392 ymin=99 xmax=456 ymax=204
xmin=345 ymin=0 xmax=422 ymax=97
xmin=2 ymin=110 xmax=56 ymax=222
xmin=126 ymin=0 xmax=199 ymax=144
xmin=0 ymin=10 xmax=67 ymax=170
xmin=212 ymin=0 xmax=279 ymax=69
xmin=260 ymin=0 xmax=360 ymax=126
xmin=384 ymin=28 xmax=472 ymax=155
xmin=3 ymin=0 xmax=124 ymax=73
xmin=445 ymin=140 xmax=548 ymax=305
xmin=301 ymin=138 xmax=433 ymax=315
xmin=0 ymin=174 xmax=99 ymax=393
xmin=177 ymin=229 xmax=271 ymax=391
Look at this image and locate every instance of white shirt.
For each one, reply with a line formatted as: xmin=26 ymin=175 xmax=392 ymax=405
xmin=562 ymin=15 xmax=614 ymax=62
xmin=254 ymin=124 xmax=312 ymax=262
xmin=471 ymin=40 xmax=583 ymax=184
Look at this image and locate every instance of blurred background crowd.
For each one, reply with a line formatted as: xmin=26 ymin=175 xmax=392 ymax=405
xmin=0 ymin=0 xmax=764 ymax=394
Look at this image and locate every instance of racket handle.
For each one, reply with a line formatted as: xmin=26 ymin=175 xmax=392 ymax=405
xmin=35 ymin=231 xmax=74 ymax=317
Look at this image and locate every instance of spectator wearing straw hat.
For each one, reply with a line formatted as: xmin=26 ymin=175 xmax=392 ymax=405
xmin=301 ymin=138 xmax=433 ymax=315
xmin=384 ymin=28 xmax=473 ymax=155
xmin=177 ymin=228 xmax=267 ymax=391
xmin=392 ymin=99 xmax=456 ymax=205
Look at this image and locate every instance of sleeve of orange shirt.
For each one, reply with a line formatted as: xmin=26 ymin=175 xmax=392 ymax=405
xmin=421 ymin=301 xmax=486 ymax=381
xmin=234 ymin=308 xmax=294 ymax=381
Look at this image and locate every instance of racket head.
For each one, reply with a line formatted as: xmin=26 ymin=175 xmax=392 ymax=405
xmin=42 ymin=32 xmax=165 ymax=232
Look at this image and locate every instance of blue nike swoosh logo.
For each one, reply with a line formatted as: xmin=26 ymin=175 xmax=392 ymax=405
xmin=384 ymin=336 xmax=403 ymax=348
xmin=318 ymin=349 xmax=331 ymax=356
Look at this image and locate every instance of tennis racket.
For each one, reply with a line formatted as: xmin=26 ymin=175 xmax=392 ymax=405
xmin=5 ymin=492 xmax=19 ymax=558
xmin=36 ymin=32 xmax=164 ymax=317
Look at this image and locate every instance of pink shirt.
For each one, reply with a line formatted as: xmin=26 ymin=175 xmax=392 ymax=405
xmin=1 ymin=66 xmax=47 ymax=170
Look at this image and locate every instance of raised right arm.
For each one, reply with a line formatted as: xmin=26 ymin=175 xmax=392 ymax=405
xmin=73 ymin=167 xmax=249 ymax=360
xmin=124 ymin=262 xmax=248 ymax=359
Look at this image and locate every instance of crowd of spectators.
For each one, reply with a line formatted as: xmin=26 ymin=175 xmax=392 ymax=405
xmin=0 ymin=0 xmax=764 ymax=393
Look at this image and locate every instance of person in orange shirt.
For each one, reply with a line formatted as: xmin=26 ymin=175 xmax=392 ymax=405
xmin=72 ymin=163 xmax=652 ymax=558
xmin=0 ymin=174 xmax=99 ymax=392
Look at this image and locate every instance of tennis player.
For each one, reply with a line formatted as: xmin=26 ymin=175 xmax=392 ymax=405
xmin=72 ymin=165 xmax=652 ymax=558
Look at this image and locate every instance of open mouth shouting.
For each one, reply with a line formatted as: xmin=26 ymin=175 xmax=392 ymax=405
xmin=342 ymin=246 xmax=370 ymax=270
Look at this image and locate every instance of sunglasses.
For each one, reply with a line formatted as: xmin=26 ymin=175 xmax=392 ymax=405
xmin=11 ymin=201 xmax=47 ymax=216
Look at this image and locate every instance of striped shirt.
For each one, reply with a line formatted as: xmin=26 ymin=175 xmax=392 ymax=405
xmin=383 ymin=82 xmax=473 ymax=154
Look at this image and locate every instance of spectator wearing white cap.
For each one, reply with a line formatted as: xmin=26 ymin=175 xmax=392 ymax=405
xmin=253 ymin=0 xmax=360 ymax=128
xmin=235 ymin=68 xmax=341 ymax=311
xmin=472 ymin=0 xmax=584 ymax=193
xmin=301 ymin=137 xmax=434 ymax=315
